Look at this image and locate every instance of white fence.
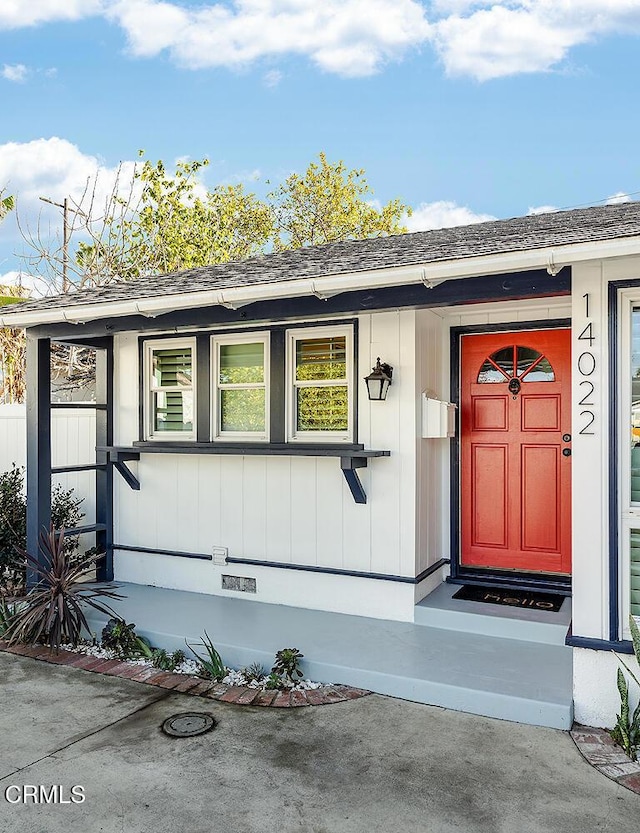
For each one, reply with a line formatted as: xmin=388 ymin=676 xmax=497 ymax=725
xmin=0 ymin=404 xmax=97 ymax=530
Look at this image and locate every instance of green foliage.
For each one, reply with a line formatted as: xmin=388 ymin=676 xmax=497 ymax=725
xmin=265 ymin=672 xmax=282 ymax=690
xmin=612 ymin=616 xmax=640 ymax=759
xmin=186 ymin=631 xmax=226 ymax=681
xmin=70 ymin=151 xmax=409 ymax=288
xmin=241 ymin=662 xmax=265 ymax=683
xmin=5 ymin=527 xmax=122 ymax=650
xmin=272 ymin=647 xmax=304 ymax=683
xmin=79 ymin=154 xmax=274 ymax=284
xmin=151 ymin=648 xmax=185 ymax=671
xmin=101 ymin=618 xmax=140 ymax=658
xmin=0 ymin=466 xmax=86 ymax=590
xmin=269 ymin=152 xmax=410 ymax=251
xmin=0 ymin=190 xmax=14 ymax=222
xmin=0 ymin=597 xmax=19 ymax=637
xmin=611 ymin=667 xmax=640 ymax=760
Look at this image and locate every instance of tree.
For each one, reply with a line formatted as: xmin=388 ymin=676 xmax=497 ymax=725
xmin=269 ymin=152 xmax=410 ymax=251
xmin=0 ymin=189 xmax=14 ymax=222
xmin=21 ymin=155 xmax=274 ymax=292
xmin=12 ymin=152 xmax=410 ymax=401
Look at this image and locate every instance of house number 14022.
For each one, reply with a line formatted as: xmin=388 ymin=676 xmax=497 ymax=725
xmin=577 ymin=292 xmax=596 ymax=435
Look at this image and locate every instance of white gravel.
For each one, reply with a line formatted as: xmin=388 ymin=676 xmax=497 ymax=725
xmin=60 ymin=641 xmax=328 ymax=689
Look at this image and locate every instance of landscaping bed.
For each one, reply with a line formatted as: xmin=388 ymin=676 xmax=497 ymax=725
xmin=0 ymin=639 xmax=371 ymax=708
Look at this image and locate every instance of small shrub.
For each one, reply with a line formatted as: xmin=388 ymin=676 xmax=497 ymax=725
xmin=0 ymin=597 xmax=20 ymax=637
xmin=186 ymin=631 xmax=225 ymax=681
xmin=5 ymin=526 xmax=122 ymax=650
xmin=151 ymin=648 xmax=185 ymax=671
xmin=265 ymin=672 xmax=283 ymax=690
xmin=272 ymin=647 xmax=304 ymax=683
xmin=612 ymin=616 xmax=640 ymax=759
xmin=611 ymin=668 xmax=640 ymax=760
xmin=101 ymin=618 xmax=140 ymax=659
xmin=242 ymin=662 xmax=265 ymax=683
xmin=0 ymin=465 xmax=86 ymax=591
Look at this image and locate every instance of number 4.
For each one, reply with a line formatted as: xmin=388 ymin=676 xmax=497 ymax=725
xmin=578 ymin=322 xmax=595 ymax=346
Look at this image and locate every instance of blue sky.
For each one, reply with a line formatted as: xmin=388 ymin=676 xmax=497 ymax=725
xmin=0 ymin=0 xmax=639 ymax=287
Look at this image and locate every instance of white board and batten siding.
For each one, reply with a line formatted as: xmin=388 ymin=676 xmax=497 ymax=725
xmin=113 ymin=310 xmax=423 ymax=621
xmin=0 ymin=404 xmax=97 ymax=534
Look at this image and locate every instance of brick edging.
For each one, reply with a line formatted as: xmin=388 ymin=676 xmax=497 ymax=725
xmin=0 ymin=641 xmax=371 ymax=708
xmin=570 ymin=724 xmax=640 ymax=795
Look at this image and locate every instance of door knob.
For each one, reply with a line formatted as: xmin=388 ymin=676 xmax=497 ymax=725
xmin=562 ymin=434 xmax=571 ymax=442
xmin=562 ymin=448 xmax=571 ymax=457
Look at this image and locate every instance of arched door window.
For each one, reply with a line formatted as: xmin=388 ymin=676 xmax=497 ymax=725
xmin=477 ymin=345 xmax=555 ymax=384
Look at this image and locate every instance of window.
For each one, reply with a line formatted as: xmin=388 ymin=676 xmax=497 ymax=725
xmin=145 ymin=338 xmax=196 ymax=439
xmin=212 ymin=334 xmax=269 ymax=440
xmin=287 ymin=326 xmax=353 ymax=441
xmin=477 ymin=345 xmax=555 ymax=383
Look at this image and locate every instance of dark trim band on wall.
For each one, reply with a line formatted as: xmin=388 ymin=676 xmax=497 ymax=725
xmin=226 ymin=555 xmax=450 ymax=584
xmin=113 ymin=546 xmax=449 ymax=582
xmin=565 ymin=633 xmax=634 ymax=655
xmin=114 ymin=544 xmax=213 ymax=561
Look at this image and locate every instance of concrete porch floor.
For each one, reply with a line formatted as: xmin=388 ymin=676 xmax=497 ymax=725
xmin=84 ymin=581 xmax=574 ymax=730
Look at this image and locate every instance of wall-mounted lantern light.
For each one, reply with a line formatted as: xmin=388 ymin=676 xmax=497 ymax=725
xmin=364 ymin=357 xmax=393 ymax=401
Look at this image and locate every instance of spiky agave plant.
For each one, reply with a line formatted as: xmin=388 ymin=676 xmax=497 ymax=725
xmin=5 ymin=525 xmax=122 ymax=651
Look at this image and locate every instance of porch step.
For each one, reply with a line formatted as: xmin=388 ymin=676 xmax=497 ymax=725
xmin=414 ymin=582 xmax=572 ymax=645
xmin=84 ymin=582 xmax=573 ymax=730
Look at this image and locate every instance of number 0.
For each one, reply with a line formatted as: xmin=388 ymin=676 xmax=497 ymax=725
xmin=578 ymin=352 xmax=596 ymax=376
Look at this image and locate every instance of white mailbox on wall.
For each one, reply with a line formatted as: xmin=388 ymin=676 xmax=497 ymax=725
xmin=421 ymin=393 xmax=456 ymax=438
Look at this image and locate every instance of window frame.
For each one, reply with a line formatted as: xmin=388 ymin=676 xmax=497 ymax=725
xmin=286 ymin=324 xmax=354 ymax=443
xmin=617 ymin=288 xmax=640 ymax=639
xmin=211 ymin=331 xmax=270 ymax=442
xmin=144 ymin=336 xmax=197 ymax=441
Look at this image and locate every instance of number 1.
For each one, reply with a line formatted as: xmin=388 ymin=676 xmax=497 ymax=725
xmin=583 ymin=293 xmax=589 ymax=318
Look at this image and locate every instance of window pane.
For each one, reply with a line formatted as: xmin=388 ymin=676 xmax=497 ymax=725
xmin=219 ymin=343 xmax=264 ymax=385
xmin=516 ymin=346 xmax=541 ymax=376
xmin=152 ymin=348 xmax=192 ymax=388
xmin=296 ymin=337 xmax=346 ymax=381
xmin=153 ymin=390 xmax=193 ymax=432
xmin=220 ymin=389 xmax=265 ymax=432
xmin=522 ymin=356 xmax=555 ymax=382
xmin=477 ymin=359 xmax=507 ymax=383
xmin=631 ymin=529 xmax=640 ymax=618
xmin=489 ymin=347 xmax=514 ymax=377
xmin=297 ymin=386 xmax=348 ymax=431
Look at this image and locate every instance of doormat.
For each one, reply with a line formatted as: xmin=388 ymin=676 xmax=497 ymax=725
xmin=452 ymin=585 xmax=564 ymax=612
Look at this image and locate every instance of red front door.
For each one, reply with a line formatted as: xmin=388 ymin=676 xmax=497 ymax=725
xmin=460 ymin=329 xmax=571 ymax=575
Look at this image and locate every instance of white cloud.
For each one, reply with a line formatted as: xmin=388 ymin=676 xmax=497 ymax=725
xmin=0 ymin=0 xmax=104 ymax=29
xmin=1 ymin=64 xmax=28 ymax=82
xmin=0 ymin=270 xmax=39 ymax=297
xmin=0 ymin=137 xmax=139 ymax=213
xmin=606 ymin=191 xmax=633 ymax=205
xmin=405 ymin=200 xmax=495 ymax=231
xmin=106 ymin=0 xmax=431 ymax=77
xmin=527 ymin=205 xmax=559 ymax=215
xmin=1 ymin=0 xmax=639 ymax=81
xmin=430 ymin=0 xmax=640 ymax=80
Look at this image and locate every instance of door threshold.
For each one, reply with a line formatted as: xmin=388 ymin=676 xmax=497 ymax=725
xmin=447 ymin=573 xmax=571 ymax=597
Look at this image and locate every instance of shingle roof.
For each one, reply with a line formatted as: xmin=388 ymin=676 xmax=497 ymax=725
xmin=5 ymin=200 xmax=640 ymax=316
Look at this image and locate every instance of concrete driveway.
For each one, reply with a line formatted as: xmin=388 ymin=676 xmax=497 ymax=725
xmin=0 ymin=652 xmax=636 ymax=833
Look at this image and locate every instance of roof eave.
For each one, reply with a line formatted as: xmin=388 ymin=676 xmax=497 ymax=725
xmin=3 ymin=235 xmax=640 ymax=329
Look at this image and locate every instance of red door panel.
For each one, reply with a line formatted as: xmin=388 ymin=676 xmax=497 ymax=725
xmin=460 ymin=329 xmax=571 ymax=575
xmin=472 ymin=444 xmax=508 ymax=548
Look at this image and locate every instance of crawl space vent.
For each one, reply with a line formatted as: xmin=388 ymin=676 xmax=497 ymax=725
xmin=222 ymin=574 xmax=257 ymax=593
